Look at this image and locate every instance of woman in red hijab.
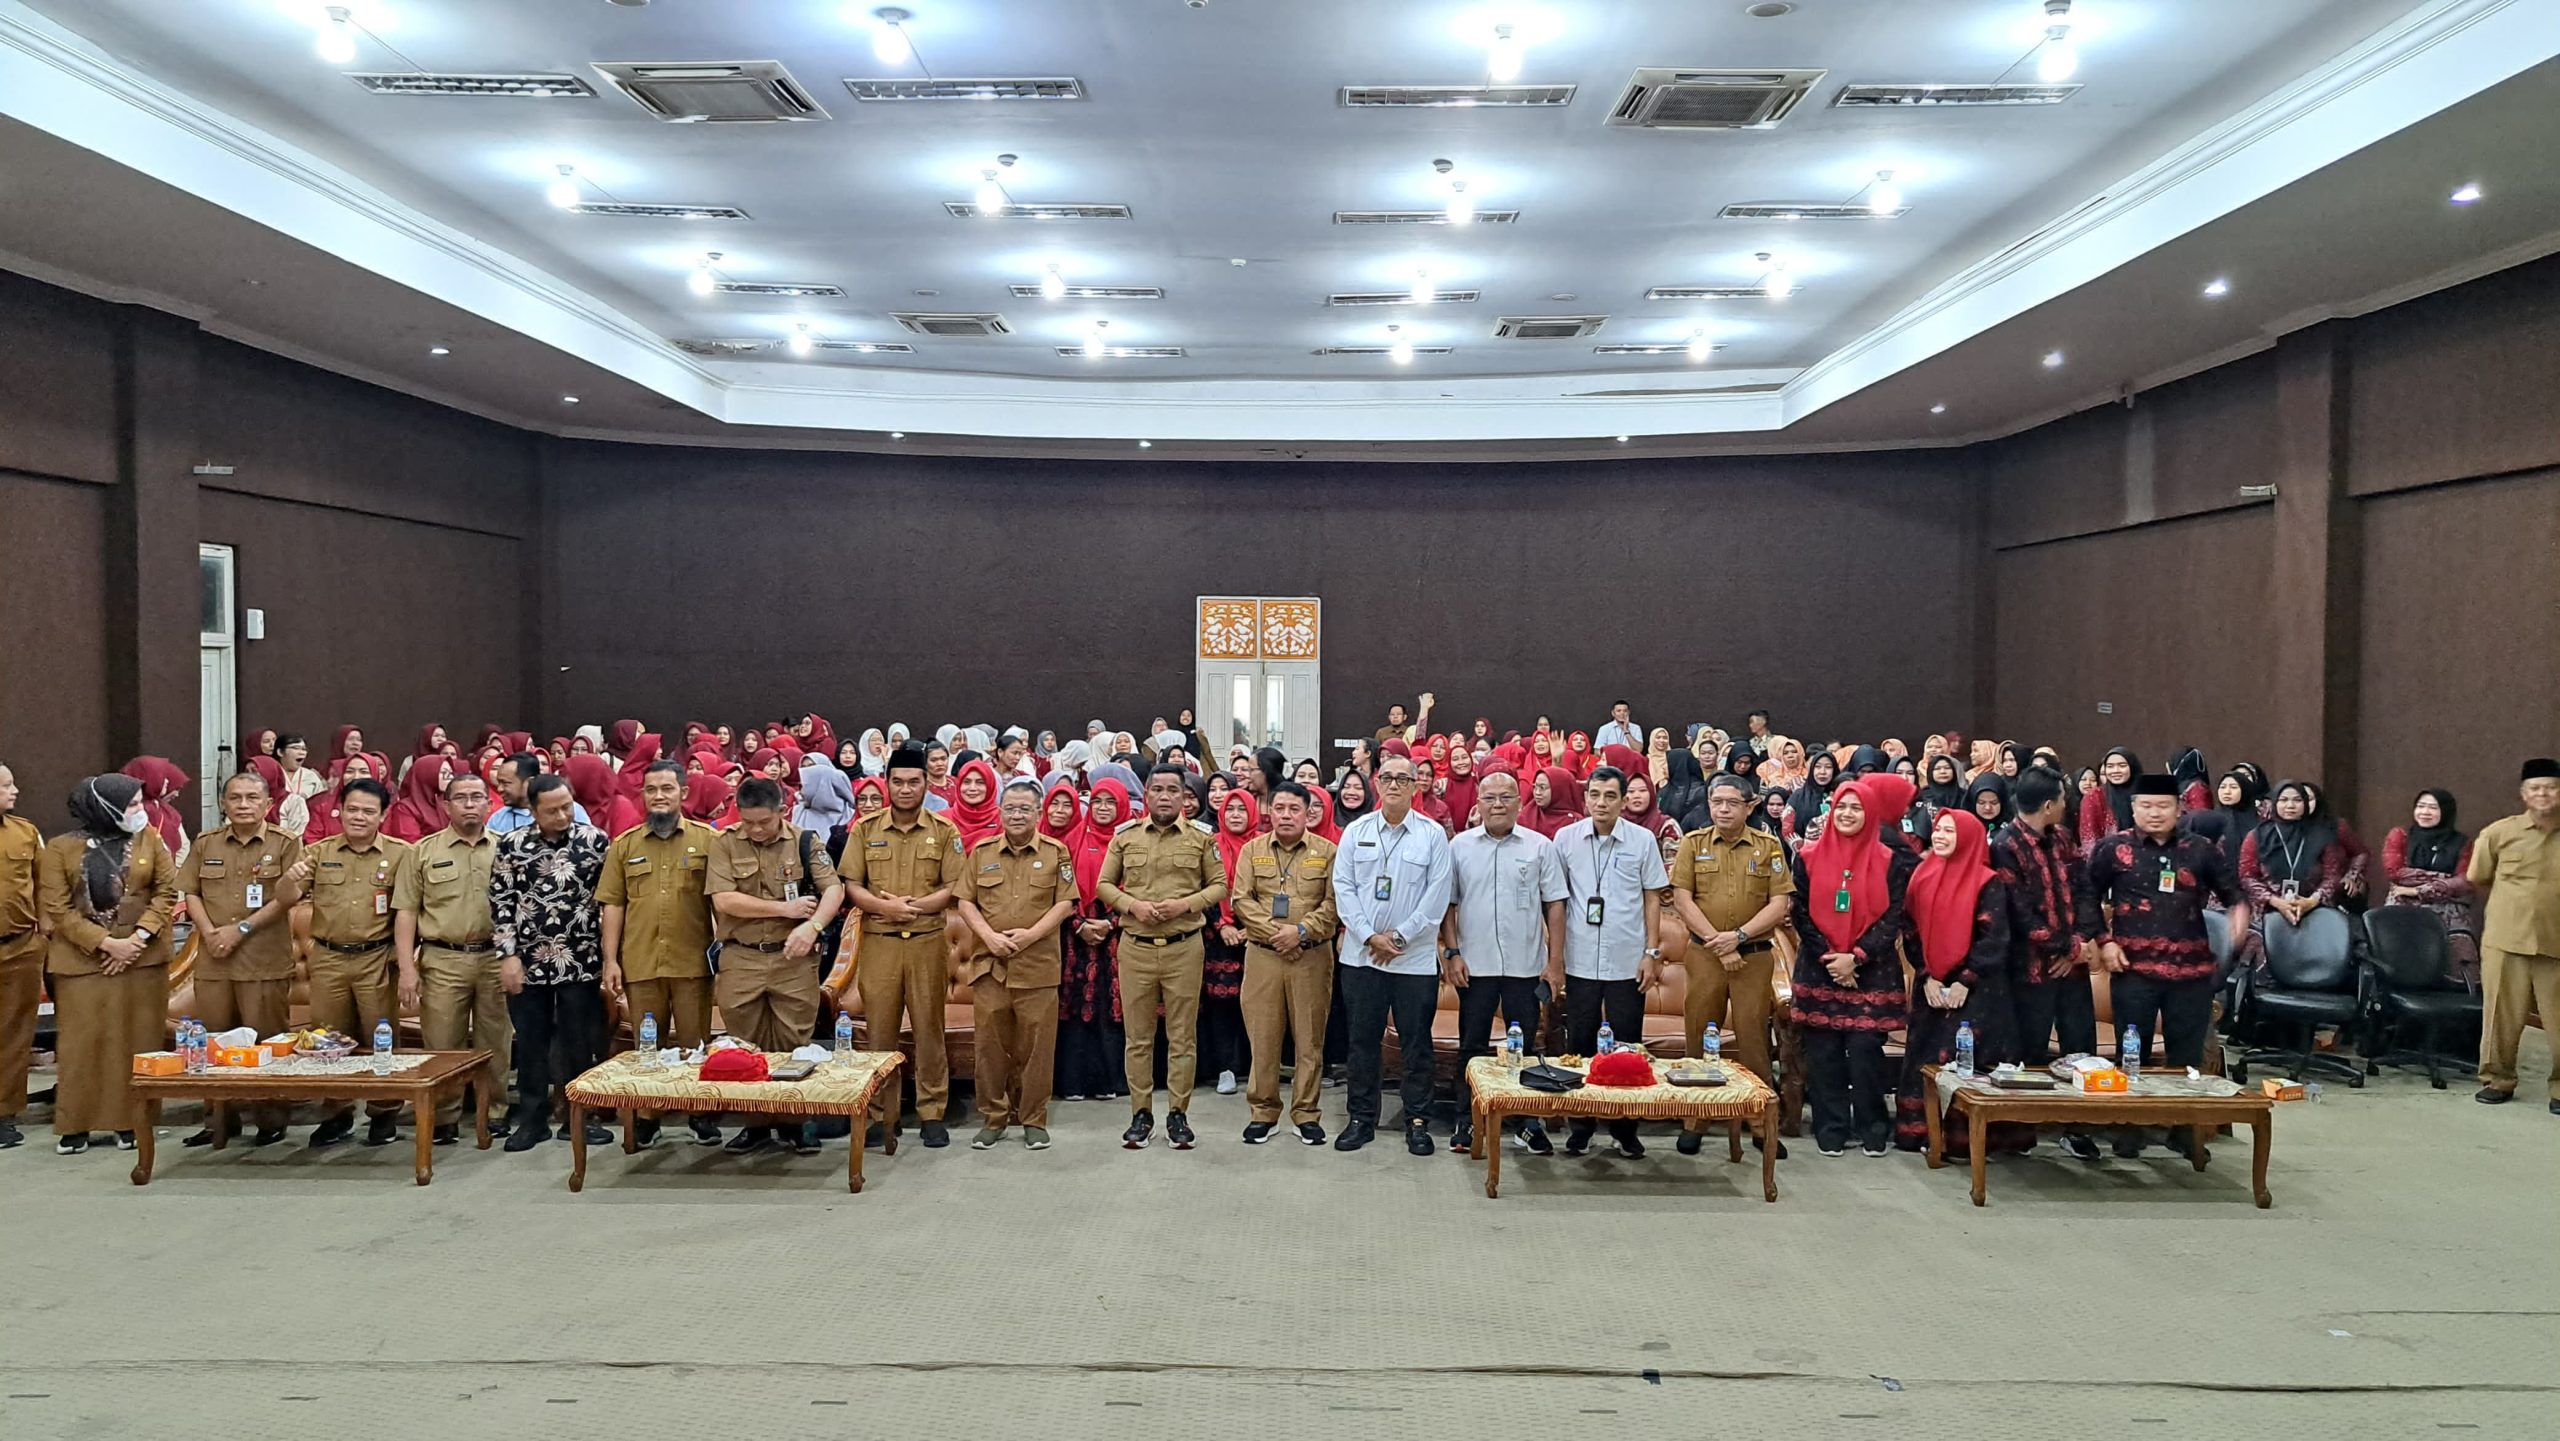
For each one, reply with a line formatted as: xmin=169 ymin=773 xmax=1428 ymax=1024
xmin=119 ymin=757 xmax=191 ymax=858
xmin=304 ymin=752 xmax=380 ymax=843
xmin=1520 ymin=764 xmax=1583 ymax=839
xmin=1788 ymin=772 xmax=1918 ymax=1157
xmin=1058 ymin=778 xmax=1131 ymax=1101
xmin=1891 ymin=808 xmax=2029 ymax=1154
xmin=1619 ymin=771 xmax=1681 ymax=850
xmin=607 ymin=720 xmax=643 ymax=767
xmin=1202 ymin=788 xmax=1259 ymax=1095
xmin=1440 ymin=744 xmax=1480 ymax=833
xmin=412 ymin=724 xmax=450 ymax=762
xmin=848 ymin=775 xmax=887 ymax=823
xmin=946 ymin=758 xmax=1003 ymax=849
xmin=1565 ymin=730 xmax=1597 ymax=778
xmin=245 ymin=754 xmax=293 ymax=830
xmin=564 ymin=754 xmax=628 ymax=838
xmin=682 ymin=772 xmax=737 ymax=829
xmin=614 ymin=733 xmax=664 ymax=821
xmin=1039 ymin=779 xmax=1084 ymax=843
xmin=385 ymin=754 xmax=455 ymax=842
xmin=1307 ymin=786 xmax=1342 ymax=844
xmin=1410 ymin=757 xmax=1454 ymax=835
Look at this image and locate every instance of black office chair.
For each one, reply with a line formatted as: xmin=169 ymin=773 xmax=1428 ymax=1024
xmin=2360 ymin=905 xmax=2483 ymax=1089
xmin=2231 ymin=907 xmax=2367 ymax=1087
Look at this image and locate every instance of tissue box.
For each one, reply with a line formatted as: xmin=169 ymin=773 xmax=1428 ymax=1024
xmin=2073 ymin=1066 xmax=2129 ymax=1093
xmin=209 ymin=1044 xmax=265 ymax=1069
xmin=261 ymin=1038 xmax=297 ymax=1060
xmin=2260 ymin=1076 xmax=2305 ymax=1101
xmin=132 ymin=1051 xmax=183 ymax=1076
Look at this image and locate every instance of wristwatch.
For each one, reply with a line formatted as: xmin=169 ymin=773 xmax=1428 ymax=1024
xmin=1385 ymin=930 xmax=1406 ymax=951
xmin=236 ymin=920 xmax=255 ymax=937
xmin=1644 ymin=946 xmax=1662 ymax=961
xmin=1442 ymin=946 xmax=1463 ymax=961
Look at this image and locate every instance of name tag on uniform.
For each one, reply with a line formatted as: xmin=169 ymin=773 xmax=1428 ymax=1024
xmin=244 ymin=883 xmax=265 ymax=909
xmin=1373 ymin=875 xmax=1393 ymax=902
xmin=1584 ymin=897 xmax=1606 ymax=927
xmin=867 ymin=840 xmax=889 ymax=848
xmin=2280 ymin=879 xmax=2299 ymax=899
xmin=374 ymin=892 xmax=389 ymax=916
xmin=1272 ymin=894 xmax=1291 ymax=919
xmin=784 ymin=879 xmax=801 ymax=901
xmin=980 ymin=862 xmax=1002 ymax=873
xmin=2157 ymin=860 xmax=2176 ymax=895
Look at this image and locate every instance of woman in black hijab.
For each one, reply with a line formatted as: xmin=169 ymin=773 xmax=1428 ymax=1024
xmin=1751 ymin=784 xmax=1790 ymax=841
xmin=1963 ymin=772 xmax=2014 ymax=831
xmin=1661 ymin=747 xmax=1708 ymax=831
xmin=2169 ymin=747 xmax=2211 ymax=812
xmin=38 ymin=775 xmax=180 ymax=1154
xmin=2208 ymin=768 xmax=2265 ymax=870
xmin=2239 ymin=779 xmax=2352 ymax=972
xmin=2077 ymin=747 xmax=2143 ymax=850
xmin=1785 ymin=751 xmax=1840 ymax=843
xmin=1918 ymin=754 xmax=1966 ymax=812
xmin=2384 ymin=788 xmax=2480 ymax=989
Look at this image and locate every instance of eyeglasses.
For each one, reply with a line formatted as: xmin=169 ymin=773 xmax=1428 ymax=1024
xmin=1377 ymin=772 xmax=1418 ymax=785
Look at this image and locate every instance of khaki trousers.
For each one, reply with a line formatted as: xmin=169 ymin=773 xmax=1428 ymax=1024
xmin=418 ymin=945 xmax=510 ymax=1126
xmin=971 ymin=979 xmax=1058 ymax=1129
xmin=1242 ymin=942 xmax=1333 ymax=1125
xmin=714 ymin=948 xmax=819 ymax=1052
xmin=2478 ymin=947 xmax=2560 ymax=1101
xmin=1120 ymin=931 xmax=1204 ymax=1114
xmin=50 ymin=966 xmax=168 ymax=1135
xmin=1681 ymin=948 xmax=1777 ymax=1133
xmin=0 ymin=957 xmax=40 ymax=1116
xmin=196 ymin=976 xmax=294 ymax=1131
xmin=305 ymin=946 xmax=399 ymax=1120
xmin=856 ymin=933 xmax=949 ymax=1122
xmin=624 ymin=974 xmax=713 ymax=1050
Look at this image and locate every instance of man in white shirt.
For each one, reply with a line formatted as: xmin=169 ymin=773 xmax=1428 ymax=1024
xmin=1439 ymin=769 xmax=1568 ymax=1156
xmin=1329 ymin=752 xmax=1454 ymax=1156
xmin=1553 ymin=764 xmax=1672 ymax=1157
xmin=1593 ymin=701 xmax=1640 ymax=753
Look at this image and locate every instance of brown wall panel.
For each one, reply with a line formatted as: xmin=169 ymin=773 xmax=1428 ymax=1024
xmin=2149 ymin=349 xmax=2282 ymax=515
xmin=1982 ymin=353 xmax=2277 ymax=550
xmin=0 ymin=271 xmax=118 ymax=485
xmin=200 ymin=490 xmax=525 ymax=765
xmin=1990 ymin=508 xmax=2278 ymax=777
xmin=0 ymin=472 xmax=114 ymax=830
xmin=2356 ymin=468 xmax=2560 ymax=835
xmin=541 ymin=442 xmax=1975 ymax=753
xmin=2349 ymin=253 xmax=2560 ymax=496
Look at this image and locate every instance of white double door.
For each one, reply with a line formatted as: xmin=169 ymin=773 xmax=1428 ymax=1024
xmin=1196 ymin=661 xmax=1320 ymax=765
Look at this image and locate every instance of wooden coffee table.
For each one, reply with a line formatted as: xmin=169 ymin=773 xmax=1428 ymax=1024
xmin=1921 ymin=1064 xmax=2275 ymax=1207
xmin=127 ymin=1049 xmax=495 ymax=1186
xmin=564 ymin=1049 xmax=907 ymax=1194
xmin=1464 ymin=1056 xmax=1780 ymax=1201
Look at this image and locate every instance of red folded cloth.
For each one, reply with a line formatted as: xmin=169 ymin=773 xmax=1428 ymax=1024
xmin=700 ymin=1049 xmax=769 ymax=1083
xmin=1587 ymin=1050 xmax=1656 ymax=1087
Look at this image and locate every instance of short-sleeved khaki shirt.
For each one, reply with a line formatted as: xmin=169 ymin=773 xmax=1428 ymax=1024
xmin=837 ymin=810 xmax=962 ymax=936
xmin=305 ymin=833 xmax=408 ymax=950
xmin=706 ymin=823 xmax=841 ymax=947
xmin=1095 ymin=819 xmax=1226 ymax=938
xmin=391 ymin=827 xmax=497 ymax=946
xmin=1671 ymin=825 xmax=1796 ymax=937
xmin=177 ymin=823 xmax=304 ymax=980
xmin=2469 ymin=813 xmax=2560 ymax=957
xmin=596 ymin=819 xmax=717 ymax=980
xmin=955 ymin=832 xmax=1073 ymax=987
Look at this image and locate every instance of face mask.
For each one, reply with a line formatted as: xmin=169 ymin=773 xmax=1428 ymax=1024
xmin=119 ymin=807 xmax=150 ymax=835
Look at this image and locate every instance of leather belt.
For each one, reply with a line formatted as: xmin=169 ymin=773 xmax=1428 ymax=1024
xmin=731 ymin=939 xmax=789 ymax=953
xmin=1130 ymin=928 xmax=1204 ymax=947
xmin=1690 ymin=934 xmax=1776 ymax=956
xmin=316 ymin=937 xmax=390 ymax=955
xmin=866 ymin=926 xmax=943 ymax=940
xmin=423 ymin=938 xmax=495 ymax=953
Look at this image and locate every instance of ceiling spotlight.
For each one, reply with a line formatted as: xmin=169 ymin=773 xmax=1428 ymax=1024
xmin=315 ymin=6 xmax=359 ymax=65
xmin=688 ymin=252 xmax=722 ymax=297
xmin=562 ymin=395 xmax=581 ymax=405
xmin=1412 ymin=268 xmax=1435 ymax=305
xmin=1138 ymin=439 xmax=1153 ymax=449
xmin=1432 ymin=158 xmax=1474 ymax=225
xmin=1929 ymin=403 xmax=1948 ymax=414
xmin=889 ymin=430 xmax=906 ymax=439
xmin=788 ymin=323 xmax=815 ymax=357
xmin=1868 ymin=169 xmax=1903 ymax=215
xmin=869 ymin=7 xmax=914 ymax=66
xmin=1486 ymin=24 xmax=1525 ymax=83
xmin=2449 ymin=181 xmax=2483 ymax=205
xmin=975 ymin=154 xmax=1017 ymax=217
xmin=1757 ymin=253 xmax=1795 ymax=300
xmin=2042 ymin=349 xmax=2065 ymax=369
xmin=1084 ymin=319 xmax=1108 ymax=358
xmin=1387 ymin=323 xmax=1414 ymax=365
xmin=2202 ymin=277 xmax=2230 ymax=298
xmin=2036 ymin=0 xmax=2078 ymax=84
xmin=546 ymin=164 xmax=582 ymax=210
xmin=1040 ymin=263 xmax=1066 ymax=300
xmin=1615 ymin=435 xmax=1630 ymax=443
xmin=427 ymin=344 xmax=451 ymax=356
xmin=1686 ymin=328 xmax=1712 ymax=362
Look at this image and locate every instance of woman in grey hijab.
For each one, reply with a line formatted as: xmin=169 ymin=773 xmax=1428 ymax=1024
xmin=41 ymin=775 xmax=179 ymax=1154
xmin=791 ymin=757 xmax=856 ymax=841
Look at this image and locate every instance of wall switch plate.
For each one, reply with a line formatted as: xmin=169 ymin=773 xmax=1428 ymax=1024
xmin=2095 ymin=701 xmax=2113 ymax=715
xmin=243 ymin=608 xmax=265 ymax=641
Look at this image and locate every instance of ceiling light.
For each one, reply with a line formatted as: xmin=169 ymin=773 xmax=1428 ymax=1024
xmin=1084 ymin=319 xmax=1108 ymax=358
xmin=788 ymin=323 xmax=815 ymax=357
xmin=1747 ymin=2 xmax=1795 ymax=14
xmin=1040 ymin=264 xmax=1066 ymax=300
xmin=974 ymin=154 xmax=1018 ymax=218
xmin=315 ymin=6 xmax=358 ymax=65
xmin=688 ymin=252 xmax=722 ymax=297
xmin=868 ymin=7 xmax=913 ymax=66
xmin=562 ymin=395 xmax=581 ymax=404
xmin=1686 ymin=328 xmax=1712 ymax=362
xmin=1486 ymin=25 xmax=1524 ymax=84
xmin=2450 ymin=181 xmax=2483 ymax=205
xmin=1929 ymin=403 xmax=1947 ymax=414
xmin=1412 ymin=268 xmax=1434 ymax=305
xmin=2036 ymin=1 xmax=2078 ymax=84
xmin=2203 ymin=277 xmax=2230 ymax=298
xmin=1615 ymin=434 xmax=1630 ymax=443
xmin=1867 ymin=169 xmax=1902 ymax=215
xmin=1387 ymin=323 xmax=1414 ymax=365
xmin=427 ymin=344 xmax=450 ymax=356
xmin=546 ymin=164 xmax=582 ymax=210
xmin=2042 ymin=349 xmax=2065 ymax=369
xmin=890 ymin=430 xmax=906 ymax=439
xmin=1137 ymin=440 xmax=1152 ymax=449
xmin=1757 ymin=253 xmax=1794 ymax=300
xmin=1431 ymin=158 xmax=1475 ymax=225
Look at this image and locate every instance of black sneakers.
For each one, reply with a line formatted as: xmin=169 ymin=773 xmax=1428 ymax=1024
xmin=1675 ymin=1129 xmax=1703 ymax=1156
xmin=1165 ymin=1110 xmax=1196 ymax=1149
xmin=1241 ymin=1121 xmax=1276 ymax=1145
xmin=724 ymin=1126 xmax=770 ymax=1155
xmin=919 ymin=1120 xmax=950 ymax=1149
xmin=1405 ymin=1121 xmax=1434 ymax=1157
xmin=1296 ymin=1121 xmax=1327 ymax=1146
xmin=307 ymin=1115 xmax=356 ymax=1148
xmin=1122 ymin=1110 xmax=1153 ymax=1149
xmin=2059 ymin=1133 xmax=2102 ymax=1163
xmin=691 ymin=1117 xmax=724 ymax=1146
xmin=1517 ymin=1122 xmax=1552 ymax=1156
xmin=363 ymin=1115 xmax=400 ymax=1147
xmin=1333 ymin=1118 xmax=1375 ymax=1152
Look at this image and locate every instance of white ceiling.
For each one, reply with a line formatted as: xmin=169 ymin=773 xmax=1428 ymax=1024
xmin=1 ymin=0 xmax=2556 ymax=450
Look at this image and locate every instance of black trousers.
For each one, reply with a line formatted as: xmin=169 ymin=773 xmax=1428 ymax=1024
xmin=1455 ymin=974 xmax=1545 ymax=1131
xmin=507 ymin=981 xmax=603 ymax=1128
xmin=1563 ymin=977 xmax=1645 ymax=1143
xmin=2012 ymin=973 xmax=2098 ymax=1062
xmin=1802 ymin=1027 xmax=1890 ymax=1151
xmin=1339 ymin=964 xmax=1438 ymax=1126
xmin=2108 ymin=972 xmax=2216 ymax=1069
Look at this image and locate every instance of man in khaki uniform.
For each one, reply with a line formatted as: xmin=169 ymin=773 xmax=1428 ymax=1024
xmin=301 ymin=775 xmax=408 ymax=1148
xmin=1667 ymin=772 xmax=1795 ymax=1156
xmin=2469 ymin=757 xmax=2560 ymax=1111
xmin=707 ymin=775 xmax=845 ymax=1155
xmin=839 ymin=748 xmax=962 ymax=1148
xmin=1096 ymin=763 xmax=1226 ymax=1151
xmin=598 ymin=758 xmax=720 ymax=1147
xmin=392 ymin=770 xmax=505 ymax=1144
xmin=1229 ymin=781 xmax=1339 ymax=1146
xmin=177 ymin=769 xmax=308 ymax=1145
xmin=953 ymin=777 xmax=1075 ymax=1150
xmin=0 ymin=762 xmax=42 ymax=1150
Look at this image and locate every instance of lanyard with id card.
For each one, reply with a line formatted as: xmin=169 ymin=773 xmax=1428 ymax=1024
xmin=1834 ymin=868 xmax=1853 ymax=914
xmin=2157 ymin=856 xmax=2177 ymax=895
xmin=245 ymin=882 xmax=266 ymax=910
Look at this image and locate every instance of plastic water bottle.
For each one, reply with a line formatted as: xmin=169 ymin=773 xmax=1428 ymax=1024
xmin=2121 ymin=1024 xmax=2143 ymax=1082
xmin=835 ymin=1010 xmax=856 ymax=1057
xmin=1954 ymin=1021 xmax=1976 ymax=1079
xmin=1596 ymin=1020 xmax=1617 ymax=1055
xmin=1702 ymin=1024 xmax=1723 ymax=1066
xmin=181 ymin=1018 xmax=203 ymax=1074
xmin=1504 ymin=1022 xmax=1524 ymax=1068
xmin=637 ymin=1012 xmax=659 ymax=1066
xmin=371 ymin=1020 xmax=394 ymax=1076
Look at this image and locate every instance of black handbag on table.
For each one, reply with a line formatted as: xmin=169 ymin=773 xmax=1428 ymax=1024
xmin=1517 ymin=1057 xmax=1585 ymax=1093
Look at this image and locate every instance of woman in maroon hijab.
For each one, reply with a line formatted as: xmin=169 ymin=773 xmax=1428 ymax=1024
xmin=566 ymin=754 xmax=629 ymax=839
xmin=118 ymin=757 xmax=191 ymax=858
xmin=1520 ymin=765 xmax=1583 ymax=839
xmin=384 ymin=754 xmax=454 ymax=842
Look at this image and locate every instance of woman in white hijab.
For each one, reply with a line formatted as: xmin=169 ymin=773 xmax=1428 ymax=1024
xmin=855 ymin=728 xmax=888 ymax=777
xmin=1052 ymin=739 xmax=1093 ymax=788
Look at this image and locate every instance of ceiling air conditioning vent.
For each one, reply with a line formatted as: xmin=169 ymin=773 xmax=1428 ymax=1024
xmin=671 ymin=338 xmax=770 ymax=357
xmin=1316 ymin=345 xmax=1455 ymax=356
xmin=593 ymin=61 xmax=829 ymax=123
xmin=1007 ymin=284 xmax=1164 ymax=300
xmin=674 ymin=337 xmax=914 ymax=358
xmin=1340 ymin=84 xmax=1575 ymax=108
xmin=348 ymin=72 xmax=592 ymax=98
xmin=1333 ymin=209 xmax=1520 ymax=225
xmin=1494 ymin=315 xmax=1607 ymax=340
xmin=712 ymin=281 xmax=844 ymax=298
xmin=891 ymin=312 xmax=1013 ymax=337
xmin=567 ymin=201 xmax=750 ymax=221
xmin=1573 ymin=383 xmax=1786 ymax=397
xmin=1646 ymin=284 xmax=1796 ymax=300
xmin=1329 ymin=290 xmax=1479 ymax=307
xmin=814 ymin=340 xmax=915 ymax=354
xmin=1719 ymin=202 xmax=1905 ymax=221
xmin=1835 ymin=82 xmax=2079 ymax=108
xmin=1607 ymin=68 xmax=1824 ymax=130
xmin=1593 ymin=343 xmax=1727 ymax=355
xmin=1053 ymin=346 xmax=1186 ymax=358
xmin=845 ymin=76 xmax=1085 ymax=102
xmin=943 ymin=202 xmax=1132 ymax=221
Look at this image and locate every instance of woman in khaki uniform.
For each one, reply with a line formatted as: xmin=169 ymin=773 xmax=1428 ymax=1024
xmin=39 ymin=775 xmax=177 ymax=1154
